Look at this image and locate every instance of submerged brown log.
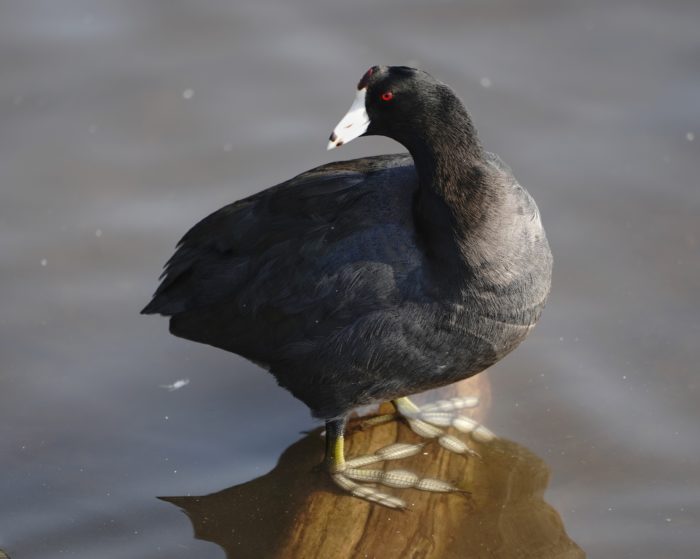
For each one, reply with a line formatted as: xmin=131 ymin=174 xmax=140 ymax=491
xmin=162 ymin=376 xmax=584 ymax=559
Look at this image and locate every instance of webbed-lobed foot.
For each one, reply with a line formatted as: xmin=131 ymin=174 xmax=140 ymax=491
xmin=394 ymin=396 xmax=496 ymax=458
xmin=323 ymin=395 xmax=492 ymax=510
xmin=329 ymin=442 xmax=460 ymax=509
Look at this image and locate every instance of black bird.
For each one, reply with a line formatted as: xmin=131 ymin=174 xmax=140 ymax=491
xmin=142 ymin=66 xmax=552 ymax=508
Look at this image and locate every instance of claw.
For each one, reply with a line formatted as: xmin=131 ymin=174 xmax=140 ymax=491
xmin=438 ymin=434 xmax=481 ymax=458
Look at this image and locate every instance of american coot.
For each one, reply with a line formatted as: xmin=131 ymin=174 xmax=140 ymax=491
xmin=143 ymin=66 xmax=552 ymax=508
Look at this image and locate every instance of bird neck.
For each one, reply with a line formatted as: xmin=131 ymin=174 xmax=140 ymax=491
xmin=405 ymin=106 xmax=492 ymax=267
xmin=408 ymin=102 xmax=485 ymax=199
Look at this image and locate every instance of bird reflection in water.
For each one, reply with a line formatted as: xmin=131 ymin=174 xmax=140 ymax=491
xmin=160 ymin=377 xmax=584 ymax=559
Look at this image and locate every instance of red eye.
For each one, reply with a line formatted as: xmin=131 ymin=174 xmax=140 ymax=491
xmin=381 ymin=91 xmax=394 ymax=102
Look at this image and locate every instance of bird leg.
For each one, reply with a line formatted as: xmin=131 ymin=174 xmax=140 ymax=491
xmin=325 ymin=417 xmax=458 ymax=509
xmin=325 ymin=395 xmax=493 ymax=509
xmin=393 ymin=396 xmax=495 ymax=458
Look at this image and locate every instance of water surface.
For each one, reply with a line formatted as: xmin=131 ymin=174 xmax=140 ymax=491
xmin=1 ymin=1 xmax=699 ymax=557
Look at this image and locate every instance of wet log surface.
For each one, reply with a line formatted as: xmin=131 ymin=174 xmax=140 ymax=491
xmin=162 ymin=375 xmax=584 ymax=559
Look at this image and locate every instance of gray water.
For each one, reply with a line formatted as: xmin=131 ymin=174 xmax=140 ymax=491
xmin=1 ymin=1 xmax=699 ymax=557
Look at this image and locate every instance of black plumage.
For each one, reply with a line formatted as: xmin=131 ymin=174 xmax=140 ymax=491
xmin=143 ymin=66 xmax=552 ymax=423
